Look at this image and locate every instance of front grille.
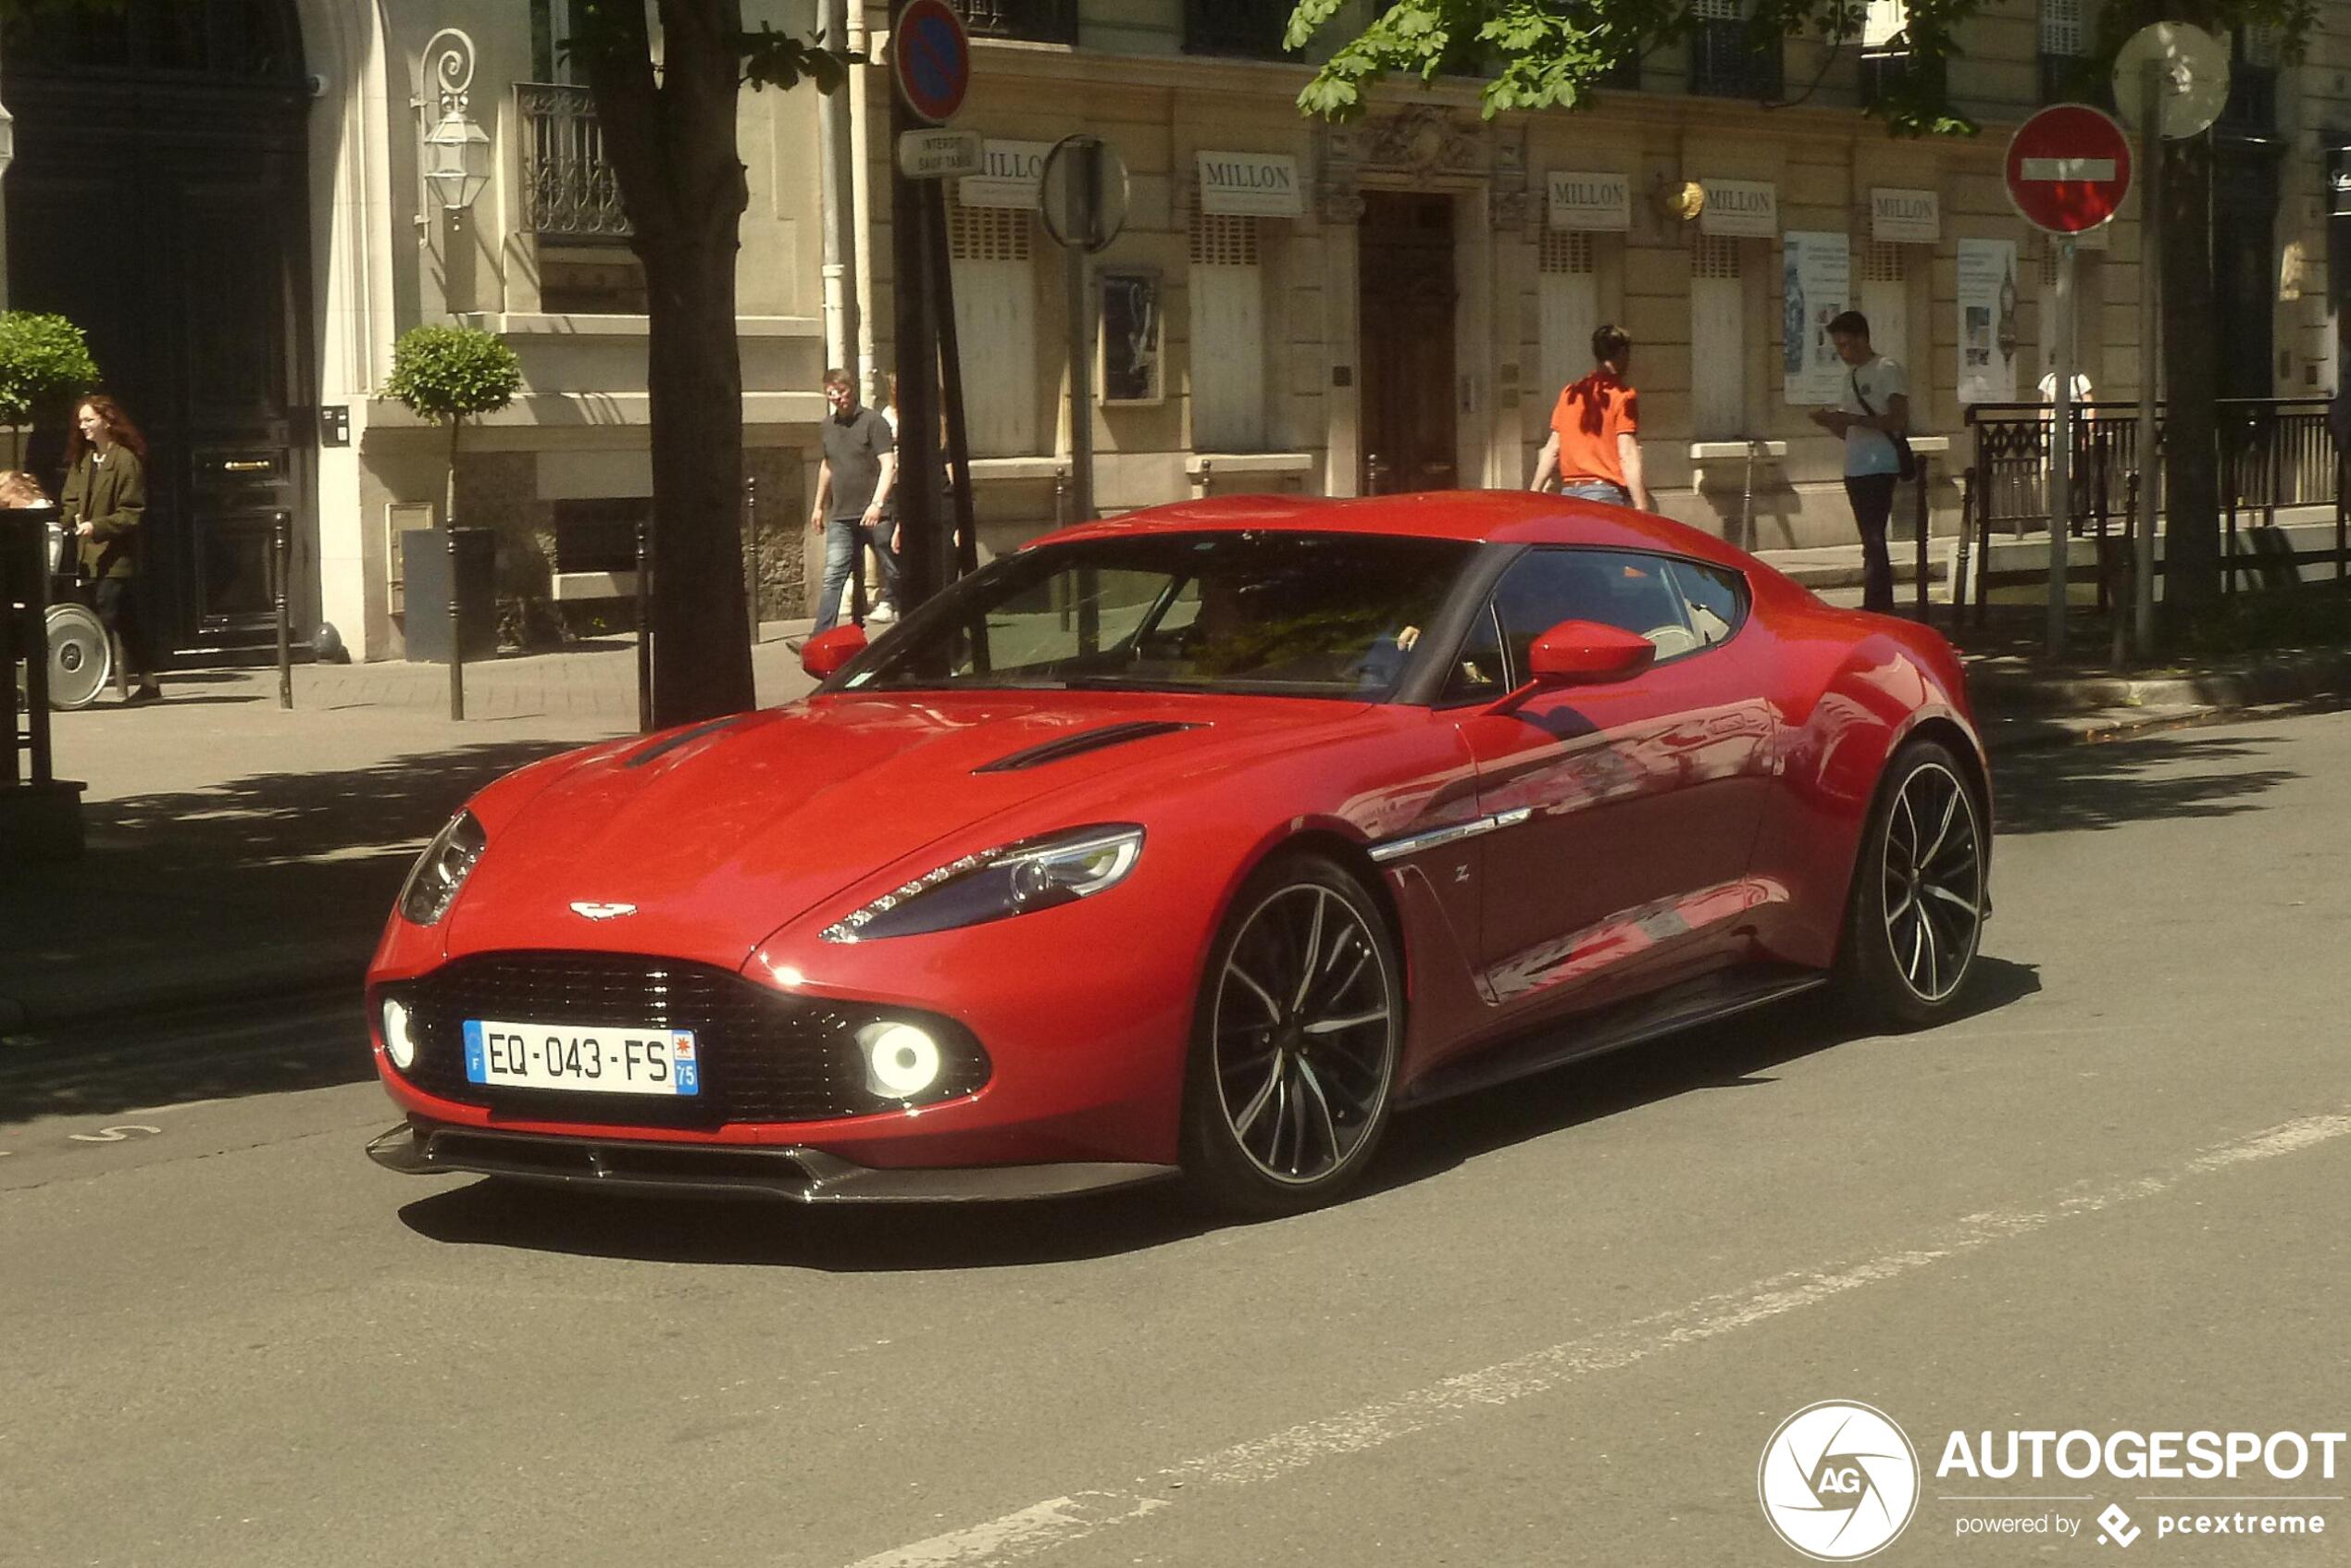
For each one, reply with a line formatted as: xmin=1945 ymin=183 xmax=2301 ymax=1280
xmin=385 ymin=952 xmax=989 ymax=1128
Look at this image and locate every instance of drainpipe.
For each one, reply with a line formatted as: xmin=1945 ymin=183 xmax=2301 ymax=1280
xmin=848 ymin=0 xmax=880 ymax=399
xmin=817 ymin=0 xmax=859 ymax=379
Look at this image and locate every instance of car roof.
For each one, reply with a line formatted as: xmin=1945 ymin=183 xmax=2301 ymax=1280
xmin=1028 ymin=492 xmax=1756 ymax=570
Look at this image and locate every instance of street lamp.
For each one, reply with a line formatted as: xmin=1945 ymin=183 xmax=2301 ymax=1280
xmin=419 ymin=29 xmax=489 ymax=220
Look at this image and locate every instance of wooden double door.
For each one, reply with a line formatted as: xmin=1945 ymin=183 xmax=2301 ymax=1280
xmin=1358 ymin=192 xmax=1459 ymax=495
xmin=3 ymin=68 xmax=315 ymax=659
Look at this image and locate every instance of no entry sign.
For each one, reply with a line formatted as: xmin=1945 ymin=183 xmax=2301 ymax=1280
xmin=2005 ymin=105 xmax=2134 ymax=234
xmin=893 ymin=0 xmax=969 ymax=126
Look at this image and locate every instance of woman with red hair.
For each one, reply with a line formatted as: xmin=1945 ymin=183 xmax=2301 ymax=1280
xmin=63 ymin=394 xmax=159 ymax=703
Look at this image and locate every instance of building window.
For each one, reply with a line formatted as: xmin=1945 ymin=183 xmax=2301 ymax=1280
xmin=1183 ymin=0 xmax=1287 ymax=58
xmin=1537 ymin=230 xmax=1600 ymax=419
xmin=2220 ymin=25 xmax=2280 ymax=136
xmin=1691 ymin=233 xmax=1747 ymax=438
xmin=1689 ymin=0 xmax=1782 ymax=99
xmin=950 ymin=199 xmax=1042 ymax=456
xmin=1188 ymin=204 xmax=1267 ymax=451
xmin=1859 ymin=242 xmax=1909 ymax=371
xmin=2037 ymin=0 xmax=2084 ymax=103
xmin=956 ymin=0 xmax=1078 ymax=45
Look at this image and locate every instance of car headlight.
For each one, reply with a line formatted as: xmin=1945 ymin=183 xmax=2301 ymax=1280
xmin=821 ymin=825 xmax=1144 ymax=942
xmin=398 ymin=810 xmax=487 ymax=927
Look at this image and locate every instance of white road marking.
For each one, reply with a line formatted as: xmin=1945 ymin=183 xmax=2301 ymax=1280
xmin=843 ymin=1111 xmax=2351 ymax=1568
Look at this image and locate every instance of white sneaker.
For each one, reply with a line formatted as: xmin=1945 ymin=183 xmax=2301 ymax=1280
xmin=866 ymin=602 xmax=898 ymax=625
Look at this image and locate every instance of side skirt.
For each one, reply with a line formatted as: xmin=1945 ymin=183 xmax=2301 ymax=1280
xmin=1394 ymin=964 xmax=1830 ymax=1109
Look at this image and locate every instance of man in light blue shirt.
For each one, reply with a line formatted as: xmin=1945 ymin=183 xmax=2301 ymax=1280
xmin=1807 ymin=310 xmax=1909 ymax=614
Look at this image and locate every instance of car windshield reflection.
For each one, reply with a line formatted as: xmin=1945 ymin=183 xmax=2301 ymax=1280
xmin=840 ymin=531 xmax=1476 ymax=701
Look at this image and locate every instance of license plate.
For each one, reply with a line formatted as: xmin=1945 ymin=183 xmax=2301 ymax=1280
xmin=462 ymin=1019 xmax=700 ymax=1096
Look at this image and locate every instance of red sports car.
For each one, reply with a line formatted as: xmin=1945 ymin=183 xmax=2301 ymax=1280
xmin=366 ymin=492 xmax=1989 ymax=1214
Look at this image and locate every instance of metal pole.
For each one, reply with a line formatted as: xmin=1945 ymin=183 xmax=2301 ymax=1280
xmin=634 ymin=516 xmax=653 ymax=732
xmin=743 ymin=476 xmax=761 ymax=644
xmin=929 ymin=176 xmax=978 ymax=580
xmin=273 ymin=511 xmax=292 ymax=710
xmin=815 ymin=0 xmax=860 ymax=383
xmin=1913 ymin=457 xmax=1931 ymax=620
xmin=2047 ymin=236 xmax=2078 ymax=655
xmin=2133 ymin=58 xmax=2164 ymax=655
xmin=445 ymin=523 xmax=464 ymax=723
xmin=1064 ymin=139 xmax=1097 ymax=523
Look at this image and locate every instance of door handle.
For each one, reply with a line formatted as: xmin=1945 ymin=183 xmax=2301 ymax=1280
xmin=222 ymin=459 xmax=273 ymax=473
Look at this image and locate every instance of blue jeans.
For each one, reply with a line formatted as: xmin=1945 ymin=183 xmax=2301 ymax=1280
xmin=812 ymin=516 xmax=901 ymax=633
xmin=1561 ymin=479 xmax=1632 ymax=506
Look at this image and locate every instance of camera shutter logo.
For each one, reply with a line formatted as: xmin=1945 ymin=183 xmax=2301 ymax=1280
xmin=1759 ymin=1401 xmax=1921 ymax=1561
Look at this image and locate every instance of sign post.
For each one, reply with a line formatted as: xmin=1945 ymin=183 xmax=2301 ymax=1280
xmin=2006 ymin=104 xmax=2134 ymax=655
xmin=1039 ymin=134 xmax=1130 ymax=525
xmin=887 ymin=0 xmax=971 ymax=611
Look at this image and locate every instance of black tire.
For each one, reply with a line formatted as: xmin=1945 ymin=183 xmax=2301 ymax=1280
xmin=1179 ymin=853 xmax=1404 ymax=1217
xmin=1835 ymin=738 xmax=1987 ymax=1030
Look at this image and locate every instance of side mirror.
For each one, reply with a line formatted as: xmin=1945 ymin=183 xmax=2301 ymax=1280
xmin=1488 ymin=620 xmax=1655 ymax=714
xmin=801 ymin=624 xmax=867 ymax=679
xmin=1527 ymin=619 xmax=1657 ymax=685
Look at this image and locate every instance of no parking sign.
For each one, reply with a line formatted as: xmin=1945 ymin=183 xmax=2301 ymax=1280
xmin=892 ymin=0 xmax=970 ymax=126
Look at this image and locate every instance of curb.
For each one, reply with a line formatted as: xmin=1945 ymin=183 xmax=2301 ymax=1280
xmin=1967 ymin=649 xmax=2351 ymax=715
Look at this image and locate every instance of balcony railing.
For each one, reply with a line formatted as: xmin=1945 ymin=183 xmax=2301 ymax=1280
xmin=1688 ymin=19 xmax=1781 ymax=99
xmin=517 ymin=82 xmax=631 ymax=243
xmin=956 ymin=0 xmax=1078 ymax=44
xmin=1184 ymin=0 xmax=1287 ymax=57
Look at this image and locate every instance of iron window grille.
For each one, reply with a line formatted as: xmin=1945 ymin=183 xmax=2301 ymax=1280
xmin=1687 ymin=16 xmax=1783 ymax=99
xmin=517 ymin=82 xmax=633 ymax=243
xmin=956 ymin=0 xmax=1079 ymax=45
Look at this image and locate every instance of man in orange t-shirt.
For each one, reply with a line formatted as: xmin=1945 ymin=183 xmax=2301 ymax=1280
xmin=1530 ymin=323 xmax=1652 ymax=511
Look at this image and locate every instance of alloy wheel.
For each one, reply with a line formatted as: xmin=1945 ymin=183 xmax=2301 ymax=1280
xmin=1879 ymin=759 xmax=1984 ymax=1004
xmin=1211 ymin=882 xmax=1399 ymax=1187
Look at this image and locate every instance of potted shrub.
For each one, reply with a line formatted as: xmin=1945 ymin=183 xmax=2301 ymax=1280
xmin=0 ymin=312 xmax=100 ymax=470
xmin=384 ymin=323 xmax=524 ymax=529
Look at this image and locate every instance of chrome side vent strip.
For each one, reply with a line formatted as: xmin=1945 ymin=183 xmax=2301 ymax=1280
xmin=1368 ymin=807 xmax=1535 ymax=865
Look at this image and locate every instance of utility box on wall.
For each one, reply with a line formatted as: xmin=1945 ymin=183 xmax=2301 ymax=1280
xmin=400 ymin=528 xmax=497 ymax=663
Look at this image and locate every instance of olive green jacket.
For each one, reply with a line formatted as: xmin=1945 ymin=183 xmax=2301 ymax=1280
xmin=62 ymin=446 xmax=147 ymax=581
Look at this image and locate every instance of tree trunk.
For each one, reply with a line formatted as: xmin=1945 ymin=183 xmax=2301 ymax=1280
xmin=580 ymin=0 xmax=757 ymax=726
xmin=2158 ymin=119 xmax=2220 ymax=628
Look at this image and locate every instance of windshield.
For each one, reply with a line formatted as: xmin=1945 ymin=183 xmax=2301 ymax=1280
xmin=839 ymin=530 xmax=1477 ymax=700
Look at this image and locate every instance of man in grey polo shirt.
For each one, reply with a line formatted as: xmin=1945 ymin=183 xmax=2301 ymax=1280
xmin=809 ymin=367 xmax=899 ymax=632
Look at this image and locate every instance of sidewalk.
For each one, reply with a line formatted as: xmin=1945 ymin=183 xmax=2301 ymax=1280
xmin=3 ymin=577 xmax=2345 ymax=1037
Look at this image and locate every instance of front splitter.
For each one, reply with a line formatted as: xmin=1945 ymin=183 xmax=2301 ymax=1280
xmin=367 ymin=1120 xmax=1178 ymax=1204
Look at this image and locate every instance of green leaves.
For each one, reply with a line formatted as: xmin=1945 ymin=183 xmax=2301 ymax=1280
xmin=385 ymin=325 xmax=524 ymax=425
xmin=1288 ymin=0 xmax=2312 ymax=139
xmin=0 ymin=312 xmax=99 ymax=432
xmin=734 ymin=22 xmax=851 ymax=93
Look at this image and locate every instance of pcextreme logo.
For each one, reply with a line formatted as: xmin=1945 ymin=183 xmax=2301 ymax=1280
xmin=1760 ymin=1401 xmax=1922 ymax=1562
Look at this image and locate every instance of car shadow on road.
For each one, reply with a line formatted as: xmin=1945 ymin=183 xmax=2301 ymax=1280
xmin=1993 ymin=729 xmax=2303 ymax=836
xmin=392 ymin=958 xmax=2043 ymax=1270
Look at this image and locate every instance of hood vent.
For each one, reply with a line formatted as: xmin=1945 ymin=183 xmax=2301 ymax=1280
xmin=974 ymin=721 xmax=1199 ymax=774
xmin=624 ymin=714 xmax=750 ymax=770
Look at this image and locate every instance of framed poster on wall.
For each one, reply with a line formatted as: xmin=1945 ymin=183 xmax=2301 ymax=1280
xmin=1957 ymin=239 xmax=2021 ymax=404
xmin=1100 ymin=268 xmax=1163 ymax=405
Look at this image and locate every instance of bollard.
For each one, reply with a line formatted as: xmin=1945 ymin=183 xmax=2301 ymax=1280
xmin=743 ymin=475 xmax=761 ymax=644
xmin=273 ymin=511 xmax=293 ymax=710
xmin=635 ymin=516 xmax=653 ymax=733
xmin=446 ymin=527 xmax=465 ymax=722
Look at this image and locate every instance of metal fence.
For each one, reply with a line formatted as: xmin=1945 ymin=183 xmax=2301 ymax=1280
xmin=956 ymin=0 xmax=1079 ymax=44
xmin=1959 ymin=397 xmax=2349 ymax=619
xmin=517 ymin=83 xmax=632 ymax=243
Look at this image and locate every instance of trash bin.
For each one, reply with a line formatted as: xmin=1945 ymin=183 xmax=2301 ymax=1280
xmin=402 ymin=527 xmax=497 ymax=663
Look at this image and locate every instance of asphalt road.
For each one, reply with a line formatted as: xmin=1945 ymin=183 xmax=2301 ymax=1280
xmin=5 ymin=709 xmax=2349 ymax=1568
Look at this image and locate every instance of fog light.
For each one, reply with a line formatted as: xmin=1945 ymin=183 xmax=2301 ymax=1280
xmin=381 ymin=997 xmax=417 ymax=1072
xmin=861 ymin=1022 xmax=943 ymax=1100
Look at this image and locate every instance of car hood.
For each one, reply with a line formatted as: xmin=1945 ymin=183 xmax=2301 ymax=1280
xmin=443 ymin=690 xmax=1374 ymax=966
